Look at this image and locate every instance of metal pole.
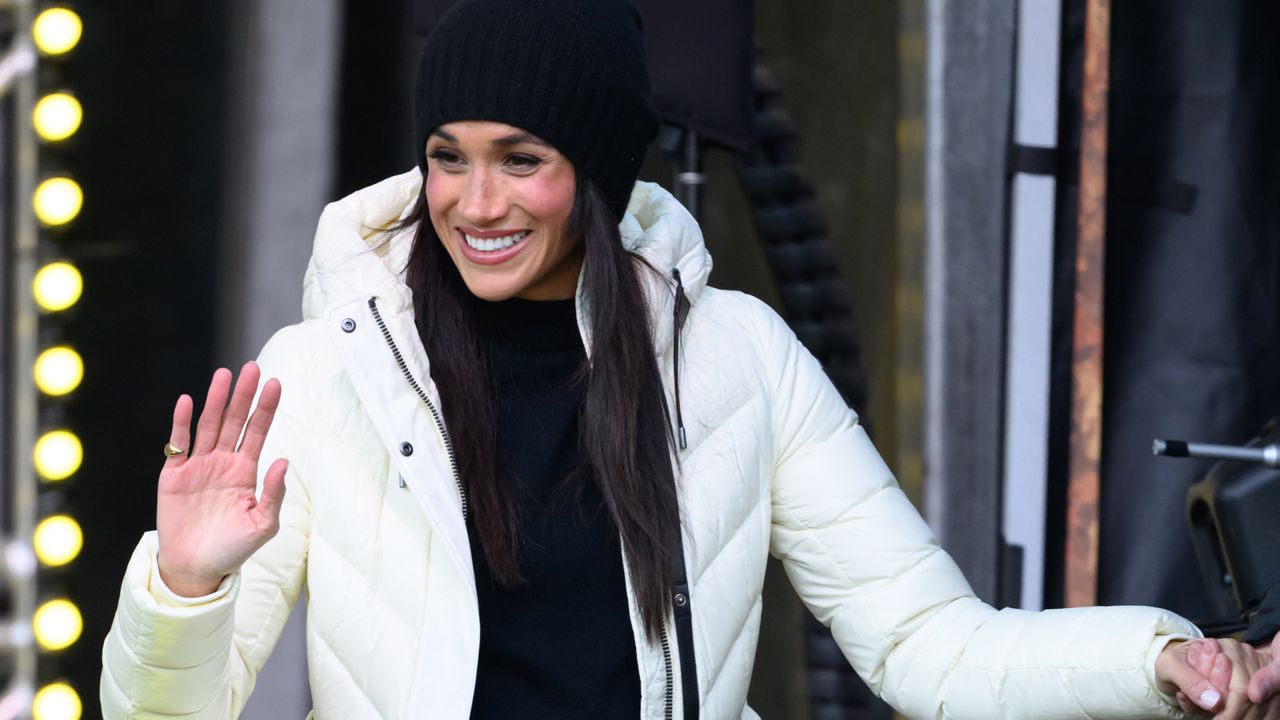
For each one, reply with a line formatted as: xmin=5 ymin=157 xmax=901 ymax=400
xmin=1065 ymin=0 xmax=1110 ymax=608
xmin=674 ymin=129 xmax=703 ymax=221
xmin=3 ymin=0 xmax=42 ymax=702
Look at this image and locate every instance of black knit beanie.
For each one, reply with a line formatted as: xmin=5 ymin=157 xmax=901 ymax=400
xmin=414 ymin=0 xmax=660 ymax=215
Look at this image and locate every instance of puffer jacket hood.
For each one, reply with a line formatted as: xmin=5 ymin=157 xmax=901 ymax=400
xmin=102 ymin=171 xmax=1201 ymax=720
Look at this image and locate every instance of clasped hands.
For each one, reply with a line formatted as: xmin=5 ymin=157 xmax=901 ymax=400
xmin=1156 ymin=631 xmax=1279 ymax=719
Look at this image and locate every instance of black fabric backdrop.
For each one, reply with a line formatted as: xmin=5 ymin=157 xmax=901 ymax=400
xmin=1047 ymin=0 xmax=1280 ymax=621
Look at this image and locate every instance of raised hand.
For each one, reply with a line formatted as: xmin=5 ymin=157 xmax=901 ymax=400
xmin=156 ymin=362 xmax=288 ymax=598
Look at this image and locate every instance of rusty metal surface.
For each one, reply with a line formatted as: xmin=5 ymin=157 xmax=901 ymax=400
xmin=1065 ymin=0 xmax=1111 ymax=608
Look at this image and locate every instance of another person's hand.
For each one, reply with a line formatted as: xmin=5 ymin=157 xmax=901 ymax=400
xmin=1164 ymin=636 xmax=1277 ymax=719
xmin=155 ymin=362 xmax=288 ymax=597
xmin=1158 ymin=638 xmax=1231 ymax=714
xmin=1249 ymin=631 xmax=1280 ymax=705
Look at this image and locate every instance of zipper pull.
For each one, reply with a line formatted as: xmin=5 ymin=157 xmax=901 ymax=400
xmin=672 ymin=269 xmax=690 ymax=332
xmin=398 ymin=474 xmax=407 ymax=489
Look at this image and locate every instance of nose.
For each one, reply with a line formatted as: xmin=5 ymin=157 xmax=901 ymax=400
xmin=458 ymin=167 xmax=508 ymax=226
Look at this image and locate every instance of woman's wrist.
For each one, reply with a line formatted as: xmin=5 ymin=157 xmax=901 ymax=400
xmin=157 ymin=563 xmax=224 ymax=598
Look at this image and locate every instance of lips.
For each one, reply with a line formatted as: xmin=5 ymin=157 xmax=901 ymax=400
xmin=456 ymin=228 xmax=532 ymax=266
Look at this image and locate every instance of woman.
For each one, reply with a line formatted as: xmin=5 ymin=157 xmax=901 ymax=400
xmin=101 ymin=0 xmax=1272 ymax=717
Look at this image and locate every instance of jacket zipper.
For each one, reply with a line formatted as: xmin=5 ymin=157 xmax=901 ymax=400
xmin=665 ymin=269 xmax=689 ymax=719
xmin=372 ymin=268 xmax=689 ymax=715
xmin=661 ymin=624 xmax=674 ymax=719
xmin=367 ymin=297 xmax=469 ymax=521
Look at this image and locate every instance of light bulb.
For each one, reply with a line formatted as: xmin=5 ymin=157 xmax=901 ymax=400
xmin=32 ymin=599 xmax=82 ymax=651
xmin=33 ymin=430 xmax=82 ymax=482
xmin=33 ymin=516 xmax=82 ymax=567
xmin=33 ymin=262 xmax=83 ymax=312
xmin=34 ymin=346 xmax=84 ymax=396
xmin=32 ymin=9 xmax=82 ymax=56
xmin=33 ymin=178 xmax=83 ymax=226
xmin=32 ymin=682 xmax=81 ymax=720
xmin=33 ymin=93 xmax=82 ymax=142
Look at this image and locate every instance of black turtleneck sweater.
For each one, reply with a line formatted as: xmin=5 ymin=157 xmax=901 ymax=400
xmin=467 ymin=297 xmax=640 ymax=719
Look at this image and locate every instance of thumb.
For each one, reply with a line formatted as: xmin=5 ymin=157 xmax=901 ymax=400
xmin=254 ymin=458 xmax=289 ymax=527
xmin=1249 ymin=662 xmax=1278 ymax=705
xmin=1160 ymin=648 xmax=1225 ymax=712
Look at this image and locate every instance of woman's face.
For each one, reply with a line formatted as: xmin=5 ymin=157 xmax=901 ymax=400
xmin=424 ymin=120 xmax=580 ymax=302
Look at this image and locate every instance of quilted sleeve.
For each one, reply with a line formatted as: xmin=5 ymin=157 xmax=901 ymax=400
xmin=747 ymin=298 xmax=1198 ymax=720
xmin=100 ymin=324 xmax=315 ymax=719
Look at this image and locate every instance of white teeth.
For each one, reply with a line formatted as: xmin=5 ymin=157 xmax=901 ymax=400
xmin=464 ymin=230 xmax=531 ymax=252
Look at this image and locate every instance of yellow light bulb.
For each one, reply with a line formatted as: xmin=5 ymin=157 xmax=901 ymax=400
xmin=32 ymin=682 xmax=82 ymax=720
xmin=34 ymin=346 xmax=84 ymax=396
xmin=32 ymin=9 xmax=82 ymax=56
xmin=33 ymin=262 xmax=83 ymax=312
xmin=33 ymin=599 xmax=82 ymax=651
xmin=33 ymin=178 xmax=83 ymax=226
xmin=33 ymin=430 xmax=82 ymax=482
xmin=33 ymin=515 xmax=83 ymax=567
xmin=33 ymin=93 xmax=82 ymax=142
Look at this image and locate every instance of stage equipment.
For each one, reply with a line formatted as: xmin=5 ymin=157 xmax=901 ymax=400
xmin=31 ymin=600 xmax=80 ymax=652
xmin=31 ymin=516 xmax=81 ymax=568
xmin=32 ymin=92 xmax=81 ymax=142
xmin=1156 ymin=422 xmax=1280 ymax=628
xmin=31 ymin=261 xmax=81 ymax=312
xmin=1 ymin=2 xmax=88 ymax=715
xmin=30 ymin=682 xmax=80 ymax=720
xmin=1154 ymin=439 xmax=1280 ymax=468
xmin=32 ymin=177 xmax=82 ymax=226
xmin=31 ymin=8 xmax=81 ymax=56
xmin=32 ymin=347 xmax=83 ymax=397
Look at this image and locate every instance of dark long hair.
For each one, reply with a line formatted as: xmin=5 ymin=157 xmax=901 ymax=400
xmin=398 ymin=175 xmax=679 ymax=641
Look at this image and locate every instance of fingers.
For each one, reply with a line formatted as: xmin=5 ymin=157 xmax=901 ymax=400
xmin=1181 ymin=638 xmax=1233 ymax=716
xmin=1176 ymin=691 xmax=1212 ymax=717
xmin=252 ymin=458 xmax=289 ymax=531
xmin=1215 ymin=639 xmax=1264 ymax=720
xmin=165 ymin=394 xmax=193 ymax=468
xmin=1209 ymin=644 xmax=1233 ymax=696
xmin=192 ymin=368 xmax=232 ymax=456
xmin=1188 ymin=638 xmax=1222 ymax=681
xmin=237 ymin=377 xmax=281 ymax=462
xmin=1164 ymin=648 xmax=1226 ymax=712
xmin=1251 ymin=663 xmax=1280 ymax=705
xmin=216 ymin=362 xmax=261 ymax=452
xmin=1211 ymin=654 xmax=1236 ymax=714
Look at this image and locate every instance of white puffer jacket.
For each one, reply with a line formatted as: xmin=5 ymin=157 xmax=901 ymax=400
xmin=101 ymin=169 xmax=1198 ymax=719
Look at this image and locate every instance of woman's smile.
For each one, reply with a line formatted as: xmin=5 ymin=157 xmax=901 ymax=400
xmin=457 ymin=227 xmax=533 ymax=265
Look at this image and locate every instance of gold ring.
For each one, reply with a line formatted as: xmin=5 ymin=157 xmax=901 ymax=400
xmin=163 ymin=442 xmax=188 ymax=458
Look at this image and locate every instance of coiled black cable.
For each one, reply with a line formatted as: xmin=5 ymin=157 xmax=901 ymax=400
xmin=733 ymin=59 xmax=889 ymax=720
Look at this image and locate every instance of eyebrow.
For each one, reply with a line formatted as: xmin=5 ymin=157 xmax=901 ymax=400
xmin=430 ymin=128 xmax=552 ymax=149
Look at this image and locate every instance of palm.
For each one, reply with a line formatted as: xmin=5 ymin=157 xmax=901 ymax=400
xmin=156 ymin=363 xmax=288 ymax=596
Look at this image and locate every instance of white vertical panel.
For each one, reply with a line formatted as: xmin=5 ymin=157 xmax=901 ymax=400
xmin=1002 ymin=0 xmax=1061 ymax=611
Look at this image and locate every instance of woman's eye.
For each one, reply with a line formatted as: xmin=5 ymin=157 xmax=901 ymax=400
xmin=505 ymin=154 xmax=541 ymax=171
xmin=427 ymin=150 xmax=464 ymax=168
